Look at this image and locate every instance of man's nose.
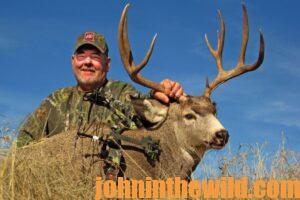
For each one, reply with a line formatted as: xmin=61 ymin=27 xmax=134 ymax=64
xmin=83 ymin=57 xmax=92 ymax=65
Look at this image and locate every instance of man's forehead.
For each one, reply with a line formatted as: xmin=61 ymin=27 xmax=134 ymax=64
xmin=75 ymin=44 xmax=102 ymax=54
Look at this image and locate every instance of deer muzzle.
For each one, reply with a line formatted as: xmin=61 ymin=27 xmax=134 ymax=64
xmin=210 ymin=129 xmax=229 ymax=149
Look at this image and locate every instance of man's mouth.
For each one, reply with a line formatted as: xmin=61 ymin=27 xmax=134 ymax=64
xmin=81 ymin=68 xmax=95 ymax=72
xmin=80 ymin=68 xmax=95 ymax=76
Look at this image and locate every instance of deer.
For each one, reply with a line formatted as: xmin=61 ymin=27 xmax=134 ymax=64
xmin=0 ymin=4 xmax=264 ymax=199
xmin=116 ymin=3 xmax=264 ymax=179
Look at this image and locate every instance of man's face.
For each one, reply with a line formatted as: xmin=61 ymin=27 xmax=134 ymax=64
xmin=71 ymin=45 xmax=110 ymax=91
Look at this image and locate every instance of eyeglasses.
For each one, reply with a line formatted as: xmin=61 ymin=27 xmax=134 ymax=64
xmin=75 ymin=53 xmax=104 ymax=62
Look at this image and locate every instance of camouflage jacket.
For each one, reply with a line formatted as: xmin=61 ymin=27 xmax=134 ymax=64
xmin=17 ymin=80 xmax=149 ymax=147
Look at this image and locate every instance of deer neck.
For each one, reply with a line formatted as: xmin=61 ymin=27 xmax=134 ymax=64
xmin=158 ymin=120 xmax=207 ymax=175
xmin=170 ymin=122 xmax=206 ymax=167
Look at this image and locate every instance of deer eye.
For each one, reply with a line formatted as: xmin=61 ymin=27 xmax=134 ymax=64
xmin=184 ymin=113 xmax=196 ymax=120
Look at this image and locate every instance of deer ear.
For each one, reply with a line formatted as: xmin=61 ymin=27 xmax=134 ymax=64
xmin=130 ymin=98 xmax=169 ymax=129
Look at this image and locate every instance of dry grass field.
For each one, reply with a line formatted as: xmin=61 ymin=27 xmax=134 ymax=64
xmin=0 ymin=124 xmax=299 ymax=200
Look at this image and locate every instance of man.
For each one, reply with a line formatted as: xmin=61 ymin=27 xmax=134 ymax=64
xmin=17 ymin=31 xmax=184 ymax=178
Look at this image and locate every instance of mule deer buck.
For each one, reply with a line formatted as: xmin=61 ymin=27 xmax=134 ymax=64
xmin=0 ymin=4 xmax=264 ymax=199
xmin=117 ymin=3 xmax=264 ymax=179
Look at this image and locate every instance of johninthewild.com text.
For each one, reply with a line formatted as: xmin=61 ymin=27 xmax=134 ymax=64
xmin=95 ymin=176 xmax=300 ymax=199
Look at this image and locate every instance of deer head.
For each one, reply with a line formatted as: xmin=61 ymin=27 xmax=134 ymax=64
xmin=118 ymin=4 xmax=264 ymax=154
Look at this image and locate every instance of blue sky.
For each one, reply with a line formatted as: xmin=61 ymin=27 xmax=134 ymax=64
xmin=0 ymin=0 xmax=299 ymax=157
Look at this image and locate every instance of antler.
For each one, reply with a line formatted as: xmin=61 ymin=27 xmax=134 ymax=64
xmin=204 ymin=4 xmax=265 ymax=98
xmin=118 ymin=4 xmax=166 ymax=93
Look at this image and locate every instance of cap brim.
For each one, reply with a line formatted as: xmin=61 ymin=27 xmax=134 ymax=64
xmin=74 ymin=42 xmax=105 ymax=54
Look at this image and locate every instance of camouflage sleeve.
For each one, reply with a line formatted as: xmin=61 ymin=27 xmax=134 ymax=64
xmin=17 ymin=97 xmax=54 ymax=147
xmin=102 ymin=81 xmax=151 ymax=128
xmin=117 ymin=82 xmax=152 ymax=103
xmin=106 ymin=80 xmax=151 ymax=102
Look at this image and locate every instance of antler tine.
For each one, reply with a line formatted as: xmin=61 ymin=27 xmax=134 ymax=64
xmin=217 ymin=10 xmax=225 ymax=60
xmin=119 ymin=4 xmax=130 ymax=69
xmin=204 ymin=10 xmax=225 ymax=73
xmin=135 ymin=34 xmax=157 ymax=74
xmin=238 ymin=4 xmax=249 ymax=66
xmin=118 ymin=4 xmax=165 ymax=93
xmin=204 ymin=5 xmax=265 ymax=98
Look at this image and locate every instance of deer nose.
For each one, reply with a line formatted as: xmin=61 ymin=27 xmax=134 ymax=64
xmin=215 ymin=129 xmax=229 ymax=144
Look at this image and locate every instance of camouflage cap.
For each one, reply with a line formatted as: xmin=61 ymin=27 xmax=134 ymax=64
xmin=74 ymin=31 xmax=109 ymax=56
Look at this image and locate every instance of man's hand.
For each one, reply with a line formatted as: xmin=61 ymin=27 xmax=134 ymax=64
xmin=152 ymin=79 xmax=185 ymax=104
